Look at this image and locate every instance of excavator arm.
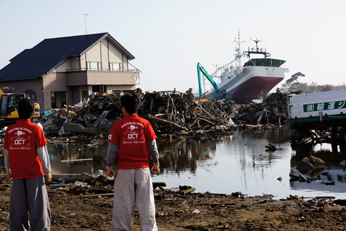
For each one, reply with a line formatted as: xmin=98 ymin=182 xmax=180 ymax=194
xmin=197 ymin=62 xmax=219 ymax=98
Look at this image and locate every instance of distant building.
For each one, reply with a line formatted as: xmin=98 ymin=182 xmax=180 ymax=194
xmin=0 ymin=32 xmax=140 ymax=110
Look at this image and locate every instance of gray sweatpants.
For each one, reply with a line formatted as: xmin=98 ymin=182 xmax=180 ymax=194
xmin=112 ymin=168 xmax=157 ymax=231
xmin=10 ymin=176 xmax=51 ymax=231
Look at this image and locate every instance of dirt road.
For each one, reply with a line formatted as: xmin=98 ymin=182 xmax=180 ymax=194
xmin=0 ymin=181 xmax=346 ymax=230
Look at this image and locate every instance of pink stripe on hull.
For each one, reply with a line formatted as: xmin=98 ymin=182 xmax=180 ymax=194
xmin=228 ymin=76 xmax=284 ymax=104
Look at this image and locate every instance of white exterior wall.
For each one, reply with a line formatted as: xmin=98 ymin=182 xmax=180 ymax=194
xmin=86 ymin=42 xmax=101 ymax=62
xmin=109 ymin=43 xmax=122 ymax=63
xmin=123 ymin=56 xmax=128 ymax=71
xmin=106 ymin=85 xmax=135 ymax=94
xmin=71 ymin=57 xmax=80 ymax=70
xmin=42 ymin=72 xmax=68 ymax=110
xmin=55 ymin=57 xmax=80 ymax=72
xmin=81 ymin=54 xmax=86 ymax=70
xmin=101 ymin=39 xmax=109 ymax=70
xmin=55 ymin=59 xmax=71 ymax=72
xmin=54 ymin=39 xmax=128 ymax=72
xmin=84 ymin=40 xmax=129 ymax=71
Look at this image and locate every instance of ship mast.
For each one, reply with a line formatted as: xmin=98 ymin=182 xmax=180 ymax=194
xmin=234 ymin=31 xmax=245 ymax=71
xmin=243 ymin=39 xmax=271 ymax=58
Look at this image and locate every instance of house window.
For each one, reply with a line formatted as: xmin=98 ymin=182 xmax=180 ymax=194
xmin=87 ymin=62 xmax=101 ymax=70
xmin=109 ymin=62 xmax=123 ymax=71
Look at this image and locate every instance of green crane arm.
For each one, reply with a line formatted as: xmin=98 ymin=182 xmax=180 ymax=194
xmin=197 ymin=62 xmax=219 ymax=98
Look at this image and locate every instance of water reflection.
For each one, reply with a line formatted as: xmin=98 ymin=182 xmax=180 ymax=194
xmin=1 ymin=126 xmax=345 ymax=199
xmin=149 ymin=127 xmax=294 ymax=197
xmin=290 ymin=142 xmax=346 ymax=197
xmin=157 ymin=139 xmax=217 ymax=174
xmin=47 ymin=142 xmax=107 ymax=175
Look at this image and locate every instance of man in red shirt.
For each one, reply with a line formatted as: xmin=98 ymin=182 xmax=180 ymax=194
xmin=4 ymin=98 xmax=51 ymax=230
xmin=106 ymin=92 xmax=160 ymax=231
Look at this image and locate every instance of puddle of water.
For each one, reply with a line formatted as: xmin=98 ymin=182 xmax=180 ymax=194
xmin=1 ymin=126 xmax=346 ymax=199
xmin=153 ymin=128 xmax=295 ymax=199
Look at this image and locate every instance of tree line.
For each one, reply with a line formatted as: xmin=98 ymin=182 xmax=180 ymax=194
xmin=279 ymin=82 xmax=346 ymax=93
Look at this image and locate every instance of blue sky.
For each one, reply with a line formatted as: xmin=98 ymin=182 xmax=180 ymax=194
xmin=1 ymin=0 xmax=345 ymax=93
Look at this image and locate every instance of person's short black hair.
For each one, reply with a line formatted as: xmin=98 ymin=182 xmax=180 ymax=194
xmin=120 ymin=93 xmax=141 ymax=114
xmin=18 ymin=98 xmax=34 ymax=119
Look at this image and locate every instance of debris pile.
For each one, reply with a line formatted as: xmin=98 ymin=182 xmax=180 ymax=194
xmin=35 ymin=88 xmax=291 ymax=139
xmin=38 ymin=89 xmax=237 ymax=139
xmin=290 ymin=128 xmax=335 ymax=146
xmin=138 ymin=89 xmax=236 ymax=139
xmin=233 ymin=89 xmax=289 ymax=130
xmin=37 ymin=92 xmax=123 ymax=137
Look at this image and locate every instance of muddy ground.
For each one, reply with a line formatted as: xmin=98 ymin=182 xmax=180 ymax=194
xmin=0 ymin=180 xmax=346 ymax=231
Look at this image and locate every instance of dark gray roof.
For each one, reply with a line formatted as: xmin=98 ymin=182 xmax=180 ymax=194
xmin=0 ymin=32 xmax=135 ymax=81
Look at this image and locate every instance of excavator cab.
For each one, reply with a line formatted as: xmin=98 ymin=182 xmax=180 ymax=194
xmin=0 ymin=94 xmax=25 ymax=119
xmin=0 ymin=93 xmax=40 ymax=119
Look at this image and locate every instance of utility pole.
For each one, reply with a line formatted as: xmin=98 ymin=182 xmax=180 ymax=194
xmin=82 ymin=13 xmax=88 ymax=34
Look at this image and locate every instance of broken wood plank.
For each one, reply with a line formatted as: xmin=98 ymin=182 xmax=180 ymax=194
xmin=197 ymin=115 xmax=226 ymax=126
xmin=257 ymin=111 xmax=264 ymax=124
xmin=106 ymin=93 xmax=122 ymax=111
xmin=49 ymin=183 xmax=73 ymax=188
xmin=148 ymin=114 xmax=186 ymax=130
xmin=196 ymin=116 xmax=215 ymax=125
xmin=168 ymin=94 xmax=177 ymax=123
xmin=180 ymin=187 xmax=196 ymax=195
xmin=60 ymin=158 xmax=93 ymax=163
xmin=70 ymin=193 xmax=114 ymax=199
xmin=194 ymin=101 xmax=215 ymax=119
xmin=166 ymin=97 xmax=170 ymax=120
xmin=208 ymin=102 xmax=215 ymax=113
xmin=90 ymin=110 xmax=108 ymax=127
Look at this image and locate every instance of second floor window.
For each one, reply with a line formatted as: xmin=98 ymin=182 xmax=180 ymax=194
xmin=109 ymin=62 xmax=123 ymax=71
xmin=87 ymin=62 xmax=101 ymax=70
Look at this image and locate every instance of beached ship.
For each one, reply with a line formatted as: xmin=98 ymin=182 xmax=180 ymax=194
xmin=201 ymin=33 xmax=288 ymax=103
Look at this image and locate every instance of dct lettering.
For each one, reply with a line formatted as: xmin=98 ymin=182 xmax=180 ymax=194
xmin=128 ymin=134 xmax=138 ymax=139
xmin=15 ymin=140 xmax=25 ymax=145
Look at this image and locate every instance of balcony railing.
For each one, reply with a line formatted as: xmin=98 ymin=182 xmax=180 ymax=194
xmin=66 ymin=68 xmax=139 ymax=72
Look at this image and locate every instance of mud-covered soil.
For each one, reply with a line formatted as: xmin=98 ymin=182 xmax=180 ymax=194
xmin=0 ymin=181 xmax=346 ymax=231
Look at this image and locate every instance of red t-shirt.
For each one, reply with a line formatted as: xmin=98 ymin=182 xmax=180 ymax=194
xmin=4 ymin=120 xmax=47 ymax=179
xmin=108 ymin=114 xmax=157 ymax=169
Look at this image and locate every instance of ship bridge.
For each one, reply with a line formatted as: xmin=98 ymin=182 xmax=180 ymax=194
xmin=244 ymin=58 xmax=286 ymax=67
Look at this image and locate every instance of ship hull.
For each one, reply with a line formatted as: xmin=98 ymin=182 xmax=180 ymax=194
xmin=227 ymin=76 xmax=284 ymax=103
xmin=206 ymin=66 xmax=287 ymax=103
